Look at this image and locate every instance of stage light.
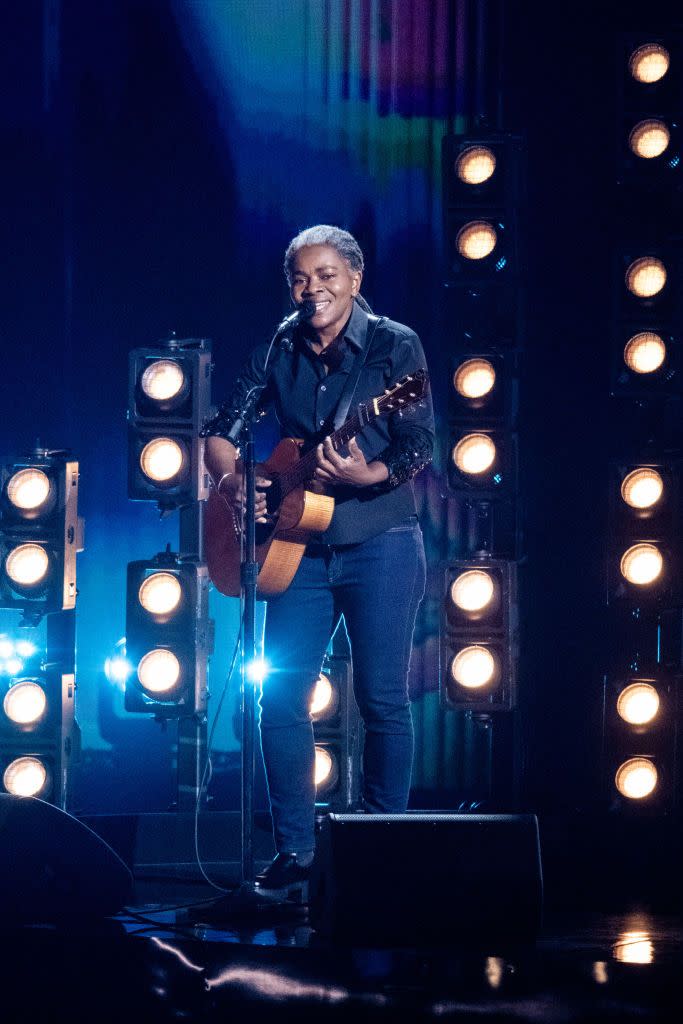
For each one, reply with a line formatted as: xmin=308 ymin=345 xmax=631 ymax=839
xmin=628 ymin=43 xmax=670 ymax=84
xmin=105 ymin=655 xmax=133 ymax=685
xmin=452 ymin=434 xmax=497 ymax=475
xmin=3 ymin=680 xmax=47 ymax=726
xmin=614 ymin=930 xmax=654 ymax=965
xmin=140 ymin=360 xmax=186 ymax=403
xmin=246 ymin=658 xmax=269 ymax=685
xmin=139 ymin=438 xmax=185 ymax=484
xmin=617 ymin=682 xmax=660 ymax=726
xmin=450 ymin=570 xmax=496 ymax=614
xmin=138 ymin=572 xmax=182 ymax=617
xmin=14 ymin=640 xmax=36 ymax=659
xmin=6 ymin=469 xmax=52 ymax=514
xmin=453 ymin=358 xmax=496 ymax=399
xmin=0 ymin=639 xmax=13 ymax=659
xmin=456 ymin=146 xmax=496 ymax=185
xmin=628 ymin=119 xmax=670 ymax=159
xmin=456 ymin=221 xmax=498 ymax=260
xmin=137 ymin=649 xmax=181 ymax=695
xmin=4 ymin=658 xmax=23 ymax=677
xmin=450 ymin=645 xmax=497 ymax=689
xmin=615 ymin=757 xmax=658 ymax=799
xmin=5 ymin=544 xmax=50 ymax=588
xmin=314 ymin=746 xmax=333 ymax=786
xmin=625 ymin=258 xmax=667 ymax=298
xmin=3 ymin=755 xmax=49 ymax=797
xmin=620 ymin=543 xmax=663 ymax=585
xmin=623 ymin=332 xmax=666 ymax=374
xmin=620 ymin=469 xmax=664 ymax=510
xmin=310 ymin=673 xmax=338 ymax=720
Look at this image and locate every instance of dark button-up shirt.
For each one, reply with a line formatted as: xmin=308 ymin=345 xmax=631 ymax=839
xmin=202 ymin=300 xmax=434 ymax=544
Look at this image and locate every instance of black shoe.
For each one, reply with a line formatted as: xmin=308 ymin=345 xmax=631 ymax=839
xmin=255 ymin=853 xmax=311 ymax=901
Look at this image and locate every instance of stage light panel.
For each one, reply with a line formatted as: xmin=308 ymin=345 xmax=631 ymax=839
xmin=450 ymin=570 xmax=496 ymax=615
xmin=628 ymin=119 xmax=670 ymax=159
xmin=314 ymin=744 xmax=340 ymax=793
xmin=450 ymin=645 xmax=498 ymax=689
xmin=310 ymin=672 xmax=340 ymax=721
xmin=138 ymin=572 xmax=183 ymax=618
xmin=3 ymin=680 xmax=47 ymax=726
xmin=620 ymin=468 xmax=664 ymax=510
xmin=3 ymin=755 xmax=50 ymax=798
xmin=453 ymin=358 xmax=496 ymax=399
xmin=628 ymin=43 xmax=670 ymax=84
xmin=615 ymin=757 xmax=658 ymax=799
xmin=625 ymin=257 xmax=667 ymax=298
xmin=140 ymin=359 xmax=187 ymax=404
xmin=620 ymin=543 xmax=663 ymax=585
xmin=137 ymin=649 xmax=181 ymax=695
xmin=457 ymin=221 xmax=498 ymax=261
xmin=6 ymin=469 xmax=52 ymax=516
xmin=623 ymin=332 xmax=667 ymax=374
xmin=617 ymin=682 xmax=660 ymax=726
xmin=139 ymin=437 xmax=186 ymax=485
xmin=453 ymin=434 xmax=497 ymax=475
xmin=4 ymin=544 xmax=50 ymax=589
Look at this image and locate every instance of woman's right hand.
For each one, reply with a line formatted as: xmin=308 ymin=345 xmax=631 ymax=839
xmin=218 ymin=472 xmax=272 ymax=523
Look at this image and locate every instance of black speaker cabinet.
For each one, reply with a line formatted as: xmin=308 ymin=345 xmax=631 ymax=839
xmin=0 ymin=795 xmax=133 ymax=922
xmin=310 ymin=813 xmax=542 ymax=945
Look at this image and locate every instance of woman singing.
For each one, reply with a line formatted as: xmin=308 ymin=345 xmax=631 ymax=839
xmin=203 ymin=225 xmax=434 ymax=895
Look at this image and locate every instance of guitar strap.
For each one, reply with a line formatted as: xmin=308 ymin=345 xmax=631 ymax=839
xmin=332 ymin=313 xmax=386 ymax=431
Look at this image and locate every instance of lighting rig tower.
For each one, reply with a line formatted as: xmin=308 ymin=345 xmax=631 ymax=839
xmin=0 ymin=451 xmax=84 ymax=808
xmin=439 ymin=134 xmax=525 ymax=806
xmin=603 ymin=36 xmax=682 ymax=817
xmin=126 ymin=338 xmax=213 ymax=810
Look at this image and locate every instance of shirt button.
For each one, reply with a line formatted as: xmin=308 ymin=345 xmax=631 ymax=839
xmin=319 ymin=419 xmax=325 ymax=426
xmin=320 ymin=384 xmax=326 ymax=391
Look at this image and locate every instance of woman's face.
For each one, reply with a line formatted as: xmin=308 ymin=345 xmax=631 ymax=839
xmin=289 ymin=244 xmax=362 ymax=341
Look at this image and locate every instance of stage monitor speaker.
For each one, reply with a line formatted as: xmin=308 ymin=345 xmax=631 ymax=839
xmin=310 ymin=813 xmax=542 ymax=945
xmin=0 ymin=795 xmax=133 ymax=922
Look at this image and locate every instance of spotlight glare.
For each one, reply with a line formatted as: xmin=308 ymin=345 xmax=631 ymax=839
xmin=623 ymin=332 xmax=666 ymax=374
xmin=629 ymin=119 xmax=670 ymax=159
xmin=450 ymin=645 xmax=497 ymax=689
xmin=5 ymin=544 xmax=50 ymax=587
xmin=3 ymin=680 xmax=47 ymax=725
xmin=6 ymin=469 xmax=51 ymax=511
xmin=310 ymin=673 xmax=334 ymax=717
xmin=14 ymin=641 xmax=37 ymax=659
xmin=141 ymin=360 xmax=186 ymax=402
xmin=137 ymin=649 xmax=181 ymax=694
xmin=453 ymin=358 xmax=496 ymax=399
xmin=617 ymin=683 xmax=660 ymax=726
xmin=456 ymin=221 xmax=497 ymax=260
xmin=620 ymin=543 xmax=663 ymax=586
xmin=105 ymin=656 xmax=133 ymax=684
xmin=621 ymin=468 xmax=664 ymax=510
xmin=0 ymin=639 xmax=14 ymax=659
xmin=4 ymin=658 xmax=23 ymax=677
xmin=138 ymin=573 xmax=182 ymax=616
xmin=456 ymin=146 xmax=496 ymax=185
xmin=314 ymin=746 xmax=334 ymax=787
xmin=453 ymin=434 xmax=497 ymax=475
xmin=450 ymin=570 xmax=495 ymax=613
xmin=139 ymin=438 xmax=184 ymax=483
xmin=614 ymin=930 xmax=654 ymax=965
xmin=246 ymin=658 xmax=269 ymax=685
xmin=615 ymin=757 xmax=658 ymax=799
xmin=628 ymin=43 xmax=670 ymax=84
xmin=3 ymin=756 xmax=48 ymax=797
xmin=625 ymin=258 xmax=667 ymax=298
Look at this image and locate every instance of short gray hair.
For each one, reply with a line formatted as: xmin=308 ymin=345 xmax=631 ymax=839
xmin=284 ymin=224 xmax=364 ymax=284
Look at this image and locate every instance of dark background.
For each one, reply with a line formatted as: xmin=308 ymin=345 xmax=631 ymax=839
xmin=0 ymin=0 xmax=676 ymax=814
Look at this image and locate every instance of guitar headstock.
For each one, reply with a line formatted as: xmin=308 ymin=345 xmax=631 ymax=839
xmin=377 ymin=369 xmax=429 ymax=414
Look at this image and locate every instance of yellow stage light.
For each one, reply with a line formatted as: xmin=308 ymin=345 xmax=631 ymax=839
xmin=450 ymin=570 xmax=495 ymax=613
xmin=453 ymin=434 xmax=497 ymax=475
xmin=6 ymin=469 xmax=51 ymax=512
xmin=623 ymin=332 xmax=666 ymax=374
xmin=625 ymin=258 xmax=667 ymax=298
xmin=453 ymin=358 xmax=496 ymax=399
xmin=628 ymin=119 xmax=670 ymax=159
xmin=620 ymin=543 xmax=663 ymax=585
xmin=456 ymin=221 xmax=497 ymax=260
xmin=620 ymin=469 xmax=664 ymax=510
xmin=617 ymin=683 xmax=660 ymax=726
xmin=456 ymin=146 xmax=496 ymax=185
xmin=310 ymin=673 xmax=338 ymax=719
xmin=3 ymin=681 xmax=47 ymax=726
xmin=314 ymin=746 xmax=334 ymax=787
xmin=139 ymin=438 xmax=184 ymax=483
xmin=138 ymin=573 xmax=182 ymax=616
xmin=141 ymin=360 xmax=186 ymax=402
xmin=450 ymin=646 xmax=497 ymax=689
xmin=3 ymin=756 xmax=49 ymax=797
xmin=5 ymin=544 xmax=50 ymax=587
xmin=615 ymin=757 xmax=657 ymax=799
xmin=628 ymin=43 xmax=670 ymax=84
xmin=137 ymin=649 xmax=181 ymax=694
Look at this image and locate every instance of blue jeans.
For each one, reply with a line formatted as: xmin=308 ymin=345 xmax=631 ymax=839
xmin=259 ymin=518 xmax=426 ymax=855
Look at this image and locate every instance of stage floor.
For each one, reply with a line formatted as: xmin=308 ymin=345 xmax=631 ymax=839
xmin=3 ymin=875 xmax=683 ymax=1023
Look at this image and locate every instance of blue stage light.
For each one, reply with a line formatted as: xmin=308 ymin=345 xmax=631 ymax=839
xmin=245 ymin=657 xmax=269 ymax=685
xmin=14 ymin=640 xmax=36 ymax=659
xmin=0 ymin=638 xmax=14 ymax=659
xmin=4 ymin=658 xmax=24 ymax=677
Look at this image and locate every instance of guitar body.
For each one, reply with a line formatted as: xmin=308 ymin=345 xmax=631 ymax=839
xmin=205 ymin=437 xmax=335 ymax=598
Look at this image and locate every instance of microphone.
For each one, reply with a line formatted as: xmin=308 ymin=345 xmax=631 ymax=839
xmin=275 ymin=299 xmax=317 ymax=335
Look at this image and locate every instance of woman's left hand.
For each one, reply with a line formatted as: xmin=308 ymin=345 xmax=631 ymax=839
xmin=315 ymin=436 xmax=388 ymax=488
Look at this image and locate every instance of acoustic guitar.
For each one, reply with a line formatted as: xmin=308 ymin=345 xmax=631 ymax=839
xmin=205 ymin=369 xmax=429 ymax=597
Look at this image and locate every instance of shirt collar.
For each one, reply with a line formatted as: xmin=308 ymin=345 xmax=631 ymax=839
xmin=342 ymin=299 xmax=369 ymax=351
